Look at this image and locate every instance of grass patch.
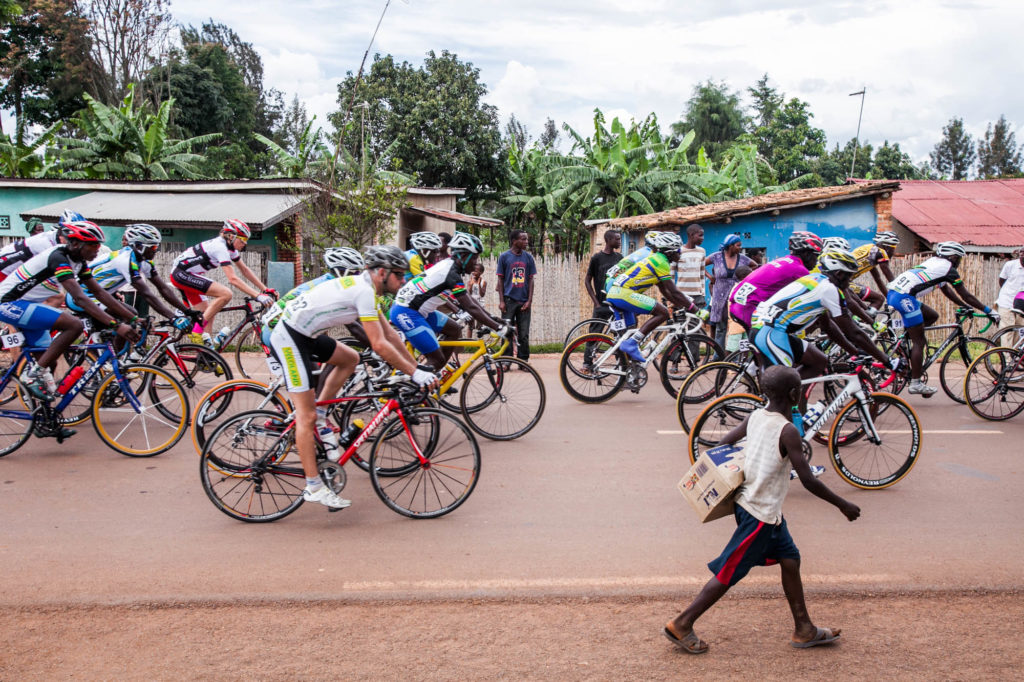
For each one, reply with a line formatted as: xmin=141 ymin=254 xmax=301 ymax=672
xmin=530 ymin=342 xmax=565 ymax=354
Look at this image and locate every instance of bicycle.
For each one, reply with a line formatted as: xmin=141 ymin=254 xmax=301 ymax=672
xmin=0 ymin=329 xmax=189 ymax=457
xmin=559 ymin=310 xmax=721 ymax=403
xmin=199 ymin=378 xmax=481 ymax=522
xmin=190 ymin=297 xmax=273 ymax=383
xmin=963 ymin=329 xmax=1024 ymax=421
xmin=687 ymin=362 xmax=922 ymax=490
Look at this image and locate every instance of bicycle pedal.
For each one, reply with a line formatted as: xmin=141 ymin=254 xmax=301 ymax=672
xmin=55 ymin=428 xmax=77 ymax=444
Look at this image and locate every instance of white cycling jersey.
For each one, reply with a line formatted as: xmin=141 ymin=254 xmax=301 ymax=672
xmin=752 ymin=274 xmax=845 ymax=333
xmin=394 ymin=258 xmax=466 ymax=315
xmin=0 ymin=244 xmax=93 ymax=303
xmin=88 ymin=248 xmax=155 ymax=294
xmin=0 ymin=230 xmax=60 ymax=276
xmin=279 ymin=271 xmax=378 ymax=337
xmin=172 ymin=236 xmax=240 ymax=275
xmin=888 ymin=257 xmax=961 ymax=298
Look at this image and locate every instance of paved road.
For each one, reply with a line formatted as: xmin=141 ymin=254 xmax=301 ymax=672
xmin=1 ymin=357 xmax=1021 ymax=607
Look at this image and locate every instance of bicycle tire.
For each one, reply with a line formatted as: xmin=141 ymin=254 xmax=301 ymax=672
xmin=191 ymin=379 xmax=290 ymax=454
xmin=150 ymin=343 xmax=232 ymax=415
xmin=199 ymin=409 xmax=306 ymax=522
xmin=233 ymin=326 xmax=279 ymax=384
xmin=92 ymin=364 xmax=190 ymax=457
xmin=658 ymin=333 xmax=723 ymax=398
xmin=990 ymin=324 xmax=1024 ymax=350
xmin=563 ymin=317 xmax=611 ymax=347
xmin=459 ymin=357 xmax=545 ymax=441
xmin=369 ymin=407 xmax=481 ymax=518
xmin=0 ymin=378 xmax=35 ymax=458
xmin=828 ymin=392 xmax=921 ymax=489
xmin=963 ymin=347 xmax=1024 ymax=421
xmin=674 ymin=362 xmax=756 ymax=434
xmin=558 ymin=333 xmax=626 ymax=403
xmin=686 ymin=393 xmax=766 ymax=465
xmin=938 ymin=335 xmax=994 ymax=404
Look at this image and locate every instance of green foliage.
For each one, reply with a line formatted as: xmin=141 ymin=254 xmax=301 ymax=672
xmin=691 ymin=143 xmax=804 ymax=201
xmin=671 ymin=80 xmax=747 ymax=162
xmin=0 ymin=119 xmax=60 ymax=177
xmin=302 ymin=177 xmax=411 ymax=253
xmin=870 ymin=141 xmax=921 ymax=180
xmin=976 ymin=115 xmax=1023 ymax=179
xmin=930 ymin=117 xmax=975 ymax=180
xmin=743 ymin=75 xmax=826 ymax=184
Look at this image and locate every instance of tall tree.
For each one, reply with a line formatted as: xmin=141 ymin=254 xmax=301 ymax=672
xmin=976 ymin=115 xmax=1023 ymax=179
xmin=814 ymin=139 xmax=874 ymax=186
xmin=930 ymin=116 xmax=975 ymax=180
xmin=747 ymin=73 xmax=783 ymax=153
xmin=871 ymin=140 xmax=921 ymax=180
xmin=539 ymin=117 xmax=559 ymax=148
xmin=671 ymin=80 xmax=746 ymax=161
xmin=504 ymin=114 xmax=529 ymax=152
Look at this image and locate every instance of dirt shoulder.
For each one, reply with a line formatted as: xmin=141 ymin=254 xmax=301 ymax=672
xmin=3 ymin=590 xmax=1020 ymax=680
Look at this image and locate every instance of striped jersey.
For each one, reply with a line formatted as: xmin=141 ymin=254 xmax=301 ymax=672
xmin=751 ymin=273 xmax=845 ymax=333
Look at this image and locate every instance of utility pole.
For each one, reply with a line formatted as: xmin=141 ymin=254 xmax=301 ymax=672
xmin=849 ymin=87 xmax=866 ymax=180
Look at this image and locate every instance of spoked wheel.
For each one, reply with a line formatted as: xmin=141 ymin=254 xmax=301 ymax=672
xmin=151 ymin=344 xmax=232 ymax=415
xmin=675 ymin=362 xmax=757 ymax=434
xmin=828 ymin=392 xmax=922 ymax=489
xmin=939 ymin=336 xmax=994 ymax=404
xmin=191 ymin=379 xmax=291 ymax=454
xmin=658 ymin=333 xmax=723 ymax=398
xmin=0 ymin=379 xmax=35 ymax=458
xmin=200 ymin=410 xmax=306 ymax=522
xmin=559 ymin=333 xmax=626 ymax=403
xmin=92 ymin=364 xmax=190 ymax=457
xmin=963 ymin=347 xmax=1024 ymax=421
xmin=233 ymin=327 xmax=276 ymax=384
xmin=563 ymin=317 xmax=611 ymax=348
xmin=368 ymin=407 xmax=481 ymax=518
xmin=687 ymin=393 xmax=766 ymax=464
xmin=990 ymin=324 xmax=1024 ymax=350
xmin=459 ymin=357 xmax=545 ymax=440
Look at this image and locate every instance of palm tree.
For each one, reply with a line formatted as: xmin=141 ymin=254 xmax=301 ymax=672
xmin=0 ymin=119 xmax=61 ymax=178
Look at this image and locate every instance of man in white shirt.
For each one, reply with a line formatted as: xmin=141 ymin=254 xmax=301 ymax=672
xmin=996 ymin=248 xmax=1024 ymax=328
xmin=672 ymin=223 xmax=707 ymax=309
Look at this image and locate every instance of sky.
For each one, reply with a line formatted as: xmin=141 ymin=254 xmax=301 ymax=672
xmin=161 ymin=0 xmax=1024 ymax=165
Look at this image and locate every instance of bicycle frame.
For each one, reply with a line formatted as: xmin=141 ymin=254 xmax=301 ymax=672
xmin=799 ymin=372 xmax=877 ymax=443
xmin=591 ymin=318 xmax=695 ymax=373
xmin=212 ymin=299 xmax=265 ymax=352
xmin=435 ymin=336 xmax=509 ymax=395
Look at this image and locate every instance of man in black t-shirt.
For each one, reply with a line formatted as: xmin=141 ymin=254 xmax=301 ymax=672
xmin=585 ymin=229 xmax=622 ymax=328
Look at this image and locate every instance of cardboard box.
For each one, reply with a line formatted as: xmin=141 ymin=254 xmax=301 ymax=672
xmin=677 ymin=444 xmax=745 ymax=523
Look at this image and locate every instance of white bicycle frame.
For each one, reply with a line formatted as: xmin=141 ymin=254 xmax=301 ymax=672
xmin=593 ymin=313 xmax=705 ymax=374
xmin=799 ymin=372 xmax=880 ymax=444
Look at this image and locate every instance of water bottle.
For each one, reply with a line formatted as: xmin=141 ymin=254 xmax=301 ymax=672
xmin=338 ymin=419 xmax=365 ymax=449
xmin=790 ymin=406 xmax=805 ymax=437
xmin=802 ymin=400 xmax=827 ymax=429
xmin=57 ymin=366 xmax=85 ymax=395
xmin=213 ymin=325 xmax=231 ymax=348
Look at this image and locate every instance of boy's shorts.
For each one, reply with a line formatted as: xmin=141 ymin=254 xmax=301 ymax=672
xmin=708 ymin=504 xmax=800 ymax=587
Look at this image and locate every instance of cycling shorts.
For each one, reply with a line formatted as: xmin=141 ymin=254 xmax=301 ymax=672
xmin=1014 ymin=296 xmax=1024 ymax=314
xmin=170 ymin=268 xmax=214 ymax=305
xmin=268 ymin=322 xmax=337 ymax=393
xmin=886 ymin=290 xmax=924 ymax=328
xmin=605 ymin=286 xmax=656 ymax=327
xmin=0 ymin=300 xmax=63 ymax=348
xmin=389 ymin=304 xmax=449 ymax=355
xmin=751 ymin=325 xmax=807 ymax=368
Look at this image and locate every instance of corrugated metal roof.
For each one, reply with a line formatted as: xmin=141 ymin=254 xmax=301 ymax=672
xmin=855 ymin=178 xmax=1024 ymax=248
xmin=403 ymin=206 xmax=503 ymax=228
xmin=20 ymin=191 xmax=311 ymax=228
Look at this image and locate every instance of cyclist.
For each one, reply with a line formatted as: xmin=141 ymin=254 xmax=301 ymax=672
xmin=390 ymin=231 xmax=509 ymax=372
xmin=605 ymin=231 xmax=706 ymax=363
xmin=0 ymin=221 xmax=139 ymax=400
xmin=886 ymin=241 xmax=998 ymax=396
xmin=750 ymin=248 xmax=891 ymax=397
xmin=267 ymin=245 xmax=436 ymax=510
xmin=729 ymin=231 xmax=823 ymax=332
xmin=65 ymin=223 xmax=198 ymax=334
xmin=816 ymin=236 xmax=884 ymax=320
xmin=602 ymin=230 xmax=662 ymax=296
xmin=170 ymin=219 xmax=276 ymax=345
xmin=855 ymin=231 xmax=900 ymax=293
xmin=0 ymin=211 xmax=80 ymax=282
xmin=404 ymin=231 xmax=444 ymax=281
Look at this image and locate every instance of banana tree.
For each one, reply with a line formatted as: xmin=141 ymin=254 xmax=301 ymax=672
xmin=0 ymin=119 xmax=61 ymax=178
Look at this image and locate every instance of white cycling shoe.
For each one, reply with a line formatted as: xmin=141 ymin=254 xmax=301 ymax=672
xmin=303 ymin=486 xmax=351 ymax=509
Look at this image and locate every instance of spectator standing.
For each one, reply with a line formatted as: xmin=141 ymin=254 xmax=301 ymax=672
xmin=674 ymin=224 xmax=707 ymax=309
xmin=996 ymin=247 xmax=1024 ymax=328
xmin=466 ymin=261 xmax=488 ymax=332
xmin=706 ymin=234 xmax=754 ymax=350
xmin=438 ymin=232 xmax=452 ymax=260
xmin=27 ymin=218 xmax=45 ymax=236
xmin=584 ymin=229 xmax=622 ymax=328
xmin=496 ymin=229 xmax=537 ymax=362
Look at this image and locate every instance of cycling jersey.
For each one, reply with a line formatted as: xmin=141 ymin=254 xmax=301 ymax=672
xmin=609 ymin=252 xmax=672 ymax=292
xmin=393 ymin=258 xmax=466 ymax=315
xmin=278 ymin=271 xmax=379 ymax=338
xmin=65 ymin=248 xmax=155 ymax=311
xmin=0 ymin=230 xmax=60 ymax=276
xmin=887 ymin=257 xmax=961 ymax=298
xmin=851 ymin=243 xmax=888 ymax=278
xmin=751 ymin=274 xmax=845 ymax=334
xmin=728 ymin=255 xmax=809 ymax=328
xmin=604 ymin=246 xmax=652 ymax=292
xmin=261 ymin=273 xmax=334 ymax=330
xmin=172 ymin=236 xmax=241 ymax=275
xmin=0 ymin=244 xmax=93 ymax=303
xmin=404 ymin=249 xmax=428 ymax=282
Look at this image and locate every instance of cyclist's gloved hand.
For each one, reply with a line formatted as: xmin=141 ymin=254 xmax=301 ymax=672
xmin=171 ymin=316 xmax=192 ymax=331
xmin=256 ymin=293 xmax=274 ymax=306
xmin=412 ymin=366 xmax=438 ymax=387
xmin=262 ymin=288 xmax=279 ymax=300
xmin=988 ymin=310 xmax=1001 ymax=325
xmin=890 ymin=357 xmax=901 ymax=371
xmin=865 ymin=306 xmax=879 ymax=318
xmin=496 ymin=324 xmax=513 ymax=338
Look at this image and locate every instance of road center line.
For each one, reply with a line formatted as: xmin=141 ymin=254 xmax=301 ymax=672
xmin=657 ymin=429 xmax=1003 ymax=435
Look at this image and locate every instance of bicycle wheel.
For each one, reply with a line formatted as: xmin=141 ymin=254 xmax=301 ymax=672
xmin=200 ymin=410 xmax=305 ymax=522
xmin=828 ymin=392 xmax=921 ymax=489
xmin=0 ymin=379 xmax=35 ymax=457
xmin=658 ymin=333 xmax=723 ymax=398
xmin=458 ymin=357 xmax=545 ymax=441
xmin=559 ymin=333 xmax=626 ymax=403
xmin=963 ymin=347 xmax=1024 ymax=421
xmin=151 ymin=343 xmax=232 ymax=414
xmin=92 ymin=364 xmax=189 ymax=457
xmin=687 ymin=393 xmax=766 ymax=464
xmin=191 ymin=379 xmax=290 ymax=454
xmin=233 ymin=326 xmax=277 ymax=384
xmin=369 ymin=407 xmax=481 ymax=518
xmin=563 ymin=317 xmax=611 ymax=347
xmin=674 ymin=362 xmax=756 ymax=433
xmin=939 ymin=335 xmax=994 ymax=403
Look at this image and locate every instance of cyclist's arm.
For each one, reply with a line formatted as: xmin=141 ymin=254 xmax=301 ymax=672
xmin=376 ymin=311 xmax=418 ymax=366
xmin=831 ymin=313 xmax=888 ymax=364
xmin=869 ymin=267 xmax=888 ymax=293
xmin=234 ymin=258 xmax=267 ymax=291
xmin=950 ymin=282 xmax=990 ymax=312
xmin=656 ymin=279 xmax=696 ymax=312
xmin=362 ymin=318 xmax=418 ymax=375
xmin=938 ymin=283 xmax=968 ymax=307
xmin=455 ymin=291 xmax=503 ymax=331
xmin=86 ymin=280 xmax=138 ymax=321
xmin=131 ymin=277 xmax=180 ymax=320
xmin=62 ymin=277 xmax=126 ymax=329
xmin=878 ymin=260 xmax=896 ymax=284
xmin=843 ymin=287 xmax=872 ymax=322
xmin=220 ymin=263 xmax=262 ymax=298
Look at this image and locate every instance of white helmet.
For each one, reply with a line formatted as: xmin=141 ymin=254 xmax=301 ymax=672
xmin=408 ymin=231 xmax=443 ymax=253
xmin=817 ymin=248 xmax=860 ymax=274
xmin=873 ymin=231 xmax=900 ymax=247
xmin=646 ymin=231 xmax=683 ymax=253
xmin=324 ymin=247 xmax=364 ymax=274
xmin=124 ymin=223 xmax=162 ymax=247
xmin=934 ymin=241 xmax=966 ymax=258
xmin=821 ymin=237 xmax=851 ymax=251
xmin=448 ymin=231 xmax=483 ymax=255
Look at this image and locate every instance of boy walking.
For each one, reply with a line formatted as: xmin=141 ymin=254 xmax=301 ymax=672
xmin=664 ymin=366 xmax=860 ymax=654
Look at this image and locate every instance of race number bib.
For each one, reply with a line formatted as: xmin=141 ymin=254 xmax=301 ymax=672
xmin=0 ymin=330 xmax=25 ymax=349
xmin=264 ymin=356 xmax=283 ymax=378
xmin=609 ymin=318 xmax=627 ymax=332
xmin=753 ymin=303 xmax=784 ymax=326
xmin=732 ymin=282 xmax=756 ymax=305
xmin=890 ymin=314 xmax=904 ymax=332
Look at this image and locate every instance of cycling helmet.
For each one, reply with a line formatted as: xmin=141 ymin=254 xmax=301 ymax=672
xmin=408 ymin=231 xmax=443 ymax=253
xmin=934 ymin=241 xmax=966 ymax=258
xmin=221 ymin=218 xmax=251 ymax=239
xmin=788 ymin=231 xmax=823 ymax=254
xmin=646 ymin=231 xmax=683 ymax=253
xmin=60 ymin=220 xmax=105 ymax=243
xmin=363 ymin=244 xmax=408 ymax=271
xmin=124 ymin=223 xmax=162 ymax=247
xmin=448 ymin=231 xmax=483 ymax=255
xmin=59 ymin=209 xmax=85 ymax=227
xmin=872 ymin=231 xmax=900 ymax=247
xmin=821 ymin=236 xmax=851 ymax=251
xmin=816 ymin=248 xmax=859 ymax=274
xmin=324 ymin=246 xmax=364 ymax=273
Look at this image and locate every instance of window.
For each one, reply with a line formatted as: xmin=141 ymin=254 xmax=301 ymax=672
xmin=0 ymin=216 xmax=10 ymax=231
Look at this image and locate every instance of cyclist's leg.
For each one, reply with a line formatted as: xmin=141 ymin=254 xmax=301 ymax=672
xmin=200 ymin=281 xmax=233 ymax=329
xmin=391 ymin=304 xmax=446 ymax=370
xmin=170 ymin=269 xmax=210 ymax=332
xmin=606 ymin=287 xmax=658 ymax=362
xmin=887 ymin=290 xmax=931 ymax=389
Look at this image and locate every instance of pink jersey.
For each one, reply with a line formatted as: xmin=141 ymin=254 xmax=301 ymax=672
xmin=728 ymin=255 xmax=809 ymax=327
